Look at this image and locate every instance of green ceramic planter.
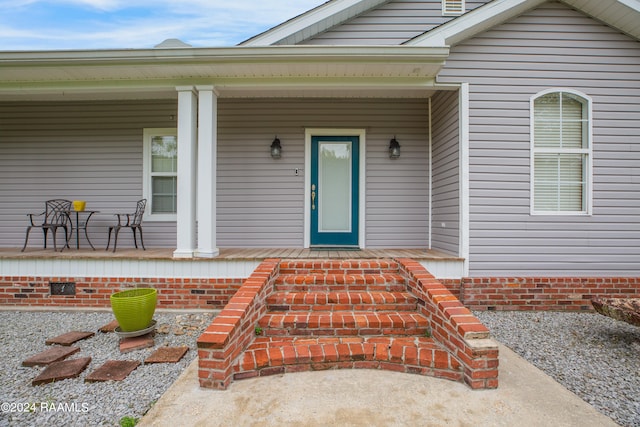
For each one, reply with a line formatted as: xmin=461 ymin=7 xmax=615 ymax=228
xmin=110 ymin=288 xmax=157 ymax=332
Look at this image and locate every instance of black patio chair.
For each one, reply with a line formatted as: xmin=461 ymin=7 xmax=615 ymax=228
xmin=21 ymin=199 xmax=72 ymax=252
xmin=106 ymin=199 xmax=147 ymax=252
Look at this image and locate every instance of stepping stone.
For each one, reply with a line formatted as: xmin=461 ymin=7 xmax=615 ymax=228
xmin=119 ymin=334 xmax=154 ymax=354
xmin=145 ymin=346 xmax=189 ymax=364
xmin=22 ymin=346 xmax=81 ymax=367
xmin=46 ymin=331 xmax=95 ymax=346
xmin=98 ymin=320 xmax=119 ymax=333
xmin=32 ymin=357 xmax=91 ymax=386
xmin=85 ymin=360 xmax=140 ymax=382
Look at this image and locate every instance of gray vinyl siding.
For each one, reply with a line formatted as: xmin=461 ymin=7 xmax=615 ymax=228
xmin=302 ymin=0 xmax=489 ymax=45
xmin=436 ymin=2 xmax=640 ymax=276
xmin=431 ymin=90 xmax=460 ymax=255
xmin=0 ymin=100 xmax=178 ymax=249
xmin=217 ymin=98 xmax=430 ymax=248
xmin=1 ymin=99 xmax=430 ymax=250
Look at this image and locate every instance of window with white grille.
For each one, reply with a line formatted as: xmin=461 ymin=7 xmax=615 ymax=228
xmin=143 ymin=128 xmax=178 ymax=221
xmin=442 ymin=0 xmax=465 ymax=16
xmin=531 ymin=90 xmax=592 ymax=214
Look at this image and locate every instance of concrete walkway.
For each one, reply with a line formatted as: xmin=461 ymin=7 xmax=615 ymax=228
xmin=139 ymin=344 xmax=618 ymax=427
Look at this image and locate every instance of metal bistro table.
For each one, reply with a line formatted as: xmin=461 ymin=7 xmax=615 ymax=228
xmin=65 ymin=210 xmax=99 ymax=250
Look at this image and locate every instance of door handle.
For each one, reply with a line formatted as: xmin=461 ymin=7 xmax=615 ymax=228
xmin=311 ymin=184 xmax=316 ymax=210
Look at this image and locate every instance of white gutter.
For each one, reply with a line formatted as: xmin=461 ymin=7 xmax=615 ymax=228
xmin=0 ymin=45 xmax=449 ymax=66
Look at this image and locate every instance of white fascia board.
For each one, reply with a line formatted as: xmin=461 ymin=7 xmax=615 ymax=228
xmin=240 ymin=0 xmax=390 ymax=46
xmin=0 ymin=45 xmax=449 ymax=99
xmin=407 ymin=0 xmax=547 ymax=47
xmin=0 ymin=45 xmax=447 ymax=65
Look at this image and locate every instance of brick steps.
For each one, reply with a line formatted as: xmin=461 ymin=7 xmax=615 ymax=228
xmin=275 ymin=273 xmax=406 ymax=292
xmin=200 ymin=258 xmax=498 ymax=390
xmin=234 ymin=336 xmax=463 ymax=382
xmin=257 ymin=311 xmax=430 ymax=337
xmin=266 ymin=291 xmax=418 ymax=312
xmin=237 ymin=260 xmax=439 ymax=378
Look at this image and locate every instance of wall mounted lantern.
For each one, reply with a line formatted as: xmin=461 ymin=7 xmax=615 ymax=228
xmin=388 ymin=137 xmax=401 ymax=159
xmin=270 ymin=137 xmax=282 ymax=159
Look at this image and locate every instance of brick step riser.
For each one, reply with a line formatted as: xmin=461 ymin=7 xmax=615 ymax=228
xmin=278 ymin=260 xmax=401 ymax=277
xmin=274 ymin=284 xmax=407 ymax=292
xmin=275 ymin=273 xmax=405 ymax=284
xmin=258 ymin=312 xmax=430 ymax=338
xmin=267 ymin=303 xmax=418 ymax=312
xmin=233 ymin=337 xmax=463 ymax=383
xmin=278 ymin=269 xmax=400 ymax=276
xmin=259 ymin=327 xmax=430 ymax=337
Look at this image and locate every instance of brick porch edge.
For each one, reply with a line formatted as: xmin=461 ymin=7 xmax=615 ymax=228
xmin=1 ymin=276 xmax=638 ymax=312
xmin=196 ymin=259 xmax=499 ymax=390
xmin=0 ymin=276 xmax=242 ymax=309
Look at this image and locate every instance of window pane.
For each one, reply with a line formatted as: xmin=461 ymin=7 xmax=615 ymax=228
xmin=534 ymin=184 xmax=559 ymax=211
xmin=319 ymin=142 xmax=352 ymax=232
xmin=534 ymin=154 xmax=585 ymax=212
xmin=534 ymin=93 xmax=561 ymax=148
xmin=152 ymin=176 xmax=177 ymax=213
xmin=151 ymin=136 xmax=177 ymax=173
xmin=559 ymin=155 xmax=585 ymax=211
xmin=561 ymin=94 xmax=586 ymax=149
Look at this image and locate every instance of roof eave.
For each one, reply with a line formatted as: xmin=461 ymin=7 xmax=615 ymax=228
xmin=407 ymin=0 xmax=640 ymax=47
xmin=0 ymin=45 xmax=450 ymax=100
xmin=240 ymin=0 xmax=391 ymax=46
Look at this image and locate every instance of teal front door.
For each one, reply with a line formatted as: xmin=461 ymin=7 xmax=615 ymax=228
xmin=310 ymin=136 xmax=359 ymax=247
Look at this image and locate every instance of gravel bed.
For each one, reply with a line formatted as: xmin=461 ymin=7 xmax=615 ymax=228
xmin=475 ymin=310 xmax=640 ymax=427
xmin=0 ymin=310 xmax=214 ymax=427
xmin=2 ymin=310 xmax=638 ymax=426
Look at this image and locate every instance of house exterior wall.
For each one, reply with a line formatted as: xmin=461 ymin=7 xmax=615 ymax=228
xmin=217 ymin=98 xmax=431 ymax=248
xmin=431 ymin=89 xmax=461 ymax=255
xmin=436 ymin=2 xmax=640 ymax=276
xmin=0 ymin=100 xmax=178 ymax=249
xmin=0 ymin=98 xmax=432 ymax=249
xmin=302 ymin=0 xmax=490 ymax=45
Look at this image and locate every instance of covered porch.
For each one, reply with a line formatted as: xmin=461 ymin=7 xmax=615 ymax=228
xmin=0 ymin=44 xmax=469 ymax=279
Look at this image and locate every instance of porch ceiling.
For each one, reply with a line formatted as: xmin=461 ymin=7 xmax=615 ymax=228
xmin=0 ymin=45 xmax=448 ymax=101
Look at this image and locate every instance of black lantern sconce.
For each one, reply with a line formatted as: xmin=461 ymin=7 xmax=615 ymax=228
xmin=388 ymin=137 xmax=401 ymax=159
xmin=270 ymin=136 xmax=282 ymax=159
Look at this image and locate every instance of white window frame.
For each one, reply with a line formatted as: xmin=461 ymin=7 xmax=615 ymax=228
xmin=530 ymin=88 xmax=593 ymax=216
xmin=143 ymin=128 xmax=178 ymax=222
xmin=442 ymin=0 xmax=465 ymax=16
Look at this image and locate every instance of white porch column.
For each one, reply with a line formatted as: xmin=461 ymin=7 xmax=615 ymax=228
xmin=459 ymin=83 xmax=470 ymax=276
xmin=173 ymin=86 xmax=198 ymax=258
xmin=196 ymin=85 xmax=220 ymax=258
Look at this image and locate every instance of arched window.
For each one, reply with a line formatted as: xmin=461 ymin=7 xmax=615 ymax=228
xmin=531 ymin=89 xmax=592 ymax=214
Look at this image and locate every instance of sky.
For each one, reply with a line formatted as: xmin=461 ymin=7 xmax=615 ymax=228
xmin=0 ymin=0 xmax=328 ymax=51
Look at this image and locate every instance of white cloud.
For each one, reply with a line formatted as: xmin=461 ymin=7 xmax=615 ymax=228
xmin=0 ymin=0 xmax=327 ymax=50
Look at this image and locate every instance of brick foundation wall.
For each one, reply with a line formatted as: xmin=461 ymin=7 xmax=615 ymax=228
xmin=459 ymin=277 xmax=640 ymax=311
xmin=0 ymin=276 xmax=243 ymax=310
xmin=439 ymin=279 xmax=462 ymax=299
xmin=3 ymin=274 xmax=638 ymax=313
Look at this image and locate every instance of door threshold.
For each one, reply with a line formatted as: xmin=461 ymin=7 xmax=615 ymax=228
xmin=310 ymin=246 xmax=361 ymax=251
